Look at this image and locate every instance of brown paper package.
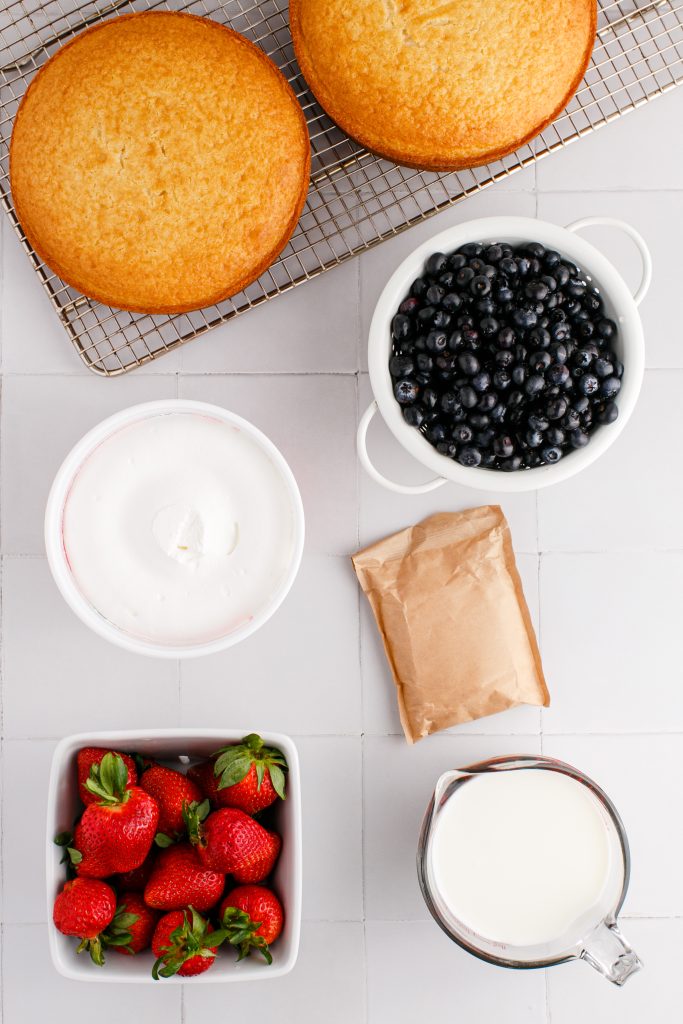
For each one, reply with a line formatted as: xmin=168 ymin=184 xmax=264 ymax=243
xmin=352 ymin=506 xmax=549 ymax=743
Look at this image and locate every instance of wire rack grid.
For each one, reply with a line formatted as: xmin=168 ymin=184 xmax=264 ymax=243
xmin=0 ymin=0 xmax=681 ymax=376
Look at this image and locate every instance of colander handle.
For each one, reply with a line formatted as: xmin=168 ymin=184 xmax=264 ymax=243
xmin=357 ymin=401 xmax=448 ymax=495
xmin=566 ymin=217 xmax=652 ymax=307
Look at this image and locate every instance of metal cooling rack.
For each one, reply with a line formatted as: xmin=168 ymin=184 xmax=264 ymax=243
xmin=0 ymin=1 xmax=681 ymax=375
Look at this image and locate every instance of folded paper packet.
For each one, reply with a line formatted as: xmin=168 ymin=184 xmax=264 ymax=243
xmin=352 ymin=505 xmax=549 ymax=743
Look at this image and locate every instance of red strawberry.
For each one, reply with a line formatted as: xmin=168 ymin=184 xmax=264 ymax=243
xmin=53 ymin=878 xmax=116 ymax=965
xmin=71 ymin=753 xmax=159 ymax=878
xmin=138 ymin=762 xmax=203 ymax=839
xmin=144 ymin=843 xmax=224 ymax=912
xmin=113 ymin=849 xmax=157 ymax=892
xmin=219 ymin=884 xmax=284 ymax=964
xmin=104 ymin=893 xmax=158 ymax=956
xmin=205 ymin=734 xmax=287 ymax=814
xmin=186 ymin=804 xmax=281 ymax=882
xmin=187 ymin=760 xmax=223 ymax=804
xmin=77 ymin=747 xmax=137 ymax=807
xmin=151 ymin=908 xmax=223 ymax=979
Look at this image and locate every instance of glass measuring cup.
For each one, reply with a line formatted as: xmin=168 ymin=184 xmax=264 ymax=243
xmin=417 ymin=755 xmax=642 ymax=985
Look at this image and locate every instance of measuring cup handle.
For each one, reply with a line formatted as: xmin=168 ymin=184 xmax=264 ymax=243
xmin=581 ymin=921 xmax=643 ymax=986
xmin=565 ymin=216 xmax=652 ymax=307
xmin=357 ymin=401 xmax=448 ymax=495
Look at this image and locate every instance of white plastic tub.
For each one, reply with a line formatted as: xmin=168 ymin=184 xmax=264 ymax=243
xmin=46 ymin=729 xmax=302 ymax=984
xmin=359 ymin=216 xmax=651 ymax=494
xmin=45 ymin=399 xmax=305 ymax=658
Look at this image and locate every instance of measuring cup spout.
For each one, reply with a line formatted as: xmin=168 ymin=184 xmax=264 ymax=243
xmin=581 ymin=921 xmax=643 ymax=986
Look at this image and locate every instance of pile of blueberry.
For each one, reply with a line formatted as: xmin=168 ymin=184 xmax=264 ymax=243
xmin=389 ymin=240 xmax=622 ymax=471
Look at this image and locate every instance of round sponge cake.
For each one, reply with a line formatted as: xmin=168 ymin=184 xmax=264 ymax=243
xmin=290 ymin=0 xmax=596 ymax=171
xmin=10 ymin=12 xmax=310 ymax=313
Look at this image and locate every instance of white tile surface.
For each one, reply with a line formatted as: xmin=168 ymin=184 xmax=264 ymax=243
xmin=363 ymin=735 xmax=543 ymax=921
xmin=366 ymin=921 xmax=546 ymax=1024
xmin=1 ymin=41 xmax=682 ymax=1023
xmin=536 ymin=89 xmax=683 ymax=192
xmin=546 ymin=918 xmax=683 ymax=1024
xmin=542 ymin=735 xmax=683 ymax=917
xmin=539 ymin=552 xmax=683 ymax=735
xmin=538 ymin=372 xmax=683 ymax=551
xmin=184 ymin=922 xmax=365 ymax=1024
xmin=2 ymin=557 xmax=180 ymax=738
xmin=180 ymin=555 xmax=361 ymax=736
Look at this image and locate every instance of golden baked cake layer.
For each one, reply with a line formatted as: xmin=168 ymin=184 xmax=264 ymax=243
xmin=290 ymin=0 xmax=596 ymax=171
xmin=10 ymin=12 xmax=310 ymax=313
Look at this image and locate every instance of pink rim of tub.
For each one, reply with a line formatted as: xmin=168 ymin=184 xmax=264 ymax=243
xmin=44 ymin=399 xmax=305 ymax=658
xmin=359 ymin=216 xmax=652 ymax=494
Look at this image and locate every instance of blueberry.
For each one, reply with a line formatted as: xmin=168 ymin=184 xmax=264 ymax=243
xmin=497 ymin=326 xmax=516 ymax=349
xmin=574 ymin=347 xmax=594 ymax=369
xmin=432 ymin=309 xmax=452 ymax=329
xmin=508 ymin=389 xmax=525 ymax=409
xmin=601 ymin=376 xmax=621 ymax=399
xmin=472 ymin=371 xmax=491 ymax=393
xmin=458 ymin=446 xmax=482 ymax=467
xmin=499 ymin=257 xmax=518 ymax=276
xmin=597 ymin=318 xmax=617 ymax=341
xmin=485 ymin=244 xmax=504 ymax=263
xmin=398 ymin=296 xmax=420 ymax=315
xmin=512 ymin=307 xmax=537 ymax=330
xmin=426 ymin=330 xmax=448 ymax=353
xmin=476 ymin=297 xmax=496 ymax=316
xmin=529 ymin=327 xmax=551 ymax=349
xmin=416 ymin=352 xmax=434 ymax=372
xmin=550 ymin=322 xmax=570 ymax=342
xmin=411 ymin=277 xmax=428 ymax=298
xmin=469 ymin=257 xmax=487 ymax=274
xmin=475 ymin=428 xmax=495 ymax=448
xmin=546 ymin=363 xmax=570 ymax=386
xmin=500 ymin=455 xmax=523 ymax=471
xmin=470 ymin=274 xmax=491 ymax=296
xmin=452 ymin=424 xmax=473 ymax=444
xmin=448 ymin=253 xmax=467 ymax=271
xmin=391 ymin=314 xmax=413 ymax=340
xmin=541 ymin=446 xmax=563 ymax=464
xmin=493 ymin=369 xmax=511 ymax=390
xmin=524 ymin=242 xmax=546 ymax=260
xmin=525 ymin=374 xmax=545 ymax=397
xmin=426 ymin=421 xmax=447 ymax=444
xmin=456 ymin=267 xmax=475 ymax=287
xmin=555 ymin=265 xmax=570 ymax=287
xmin=389 ymin=355 xmax=414 ymax=378
xmin=459 ymin=385 xmax=478 ymax=409
xmin=566 ymin=278 xmax=587 ymax=298
xmin=447 ymin=330 xmax=463 ymax=352
xmin=469 ymin=413 xmax=490 ymax=429
xmin=496 ymin=286 xmax=514 ymax=304
xmin=480 ymin=451 xmax=497 ymax=467
xmin=440 ymin=392 xmax=460 ymax=414
xmin=549 ymin=342 xmax=567 ymax=364
xmin=570 ymin=429 xmax=590 ymax=448
xmin=402 ymin=405 xmax=425 ymax=427
xmin=573 ymin=396 xmax=590 ymax=414
xmin=480 ymin=316 xmax=499 ymax=336
xmin=578 ymin=373 xmax=599 ymax=396
xmin=511 ymin=365 xmax=527 ymax=386
xmin=442 ymin=292 xmax=463 ymax=313
xmin=493 ymin=435 xmax=515 ymax=458
xmin=458 ymin=351 xmax=480 ymax=375
xmin=541 ymin=275 xmax=558 ymax=292
xmin=458 ymin=242 xmax=483 ymax=258
xmin=528 ymin=414 xmax=550 ymax=432
xmin=598 ymin=401 xmax=619 ymax=425
xmin=490 ymin=402 xmax=506 ymax=423
xmin=417 ymin=306 xmax=436 ymax=326
xmin=530 ymin=350 xmax=552 ymax=372
xmin=394 ymin=380 xmax=420 ymax=404
xmin=426 ymin=284 xmax=445 ymax=305
xmin=495 ymin=349 xmax=514 ymax=368
xmin=544 ymin=250 xmax=562 ymax=269
xmin=478 ymin=392 xmax=498 ymax=412
xmin=425 ymin=252 xmax=448 ymax=275
xmin=439 ymin=271 xmax=455 ymax=289
xmin=563 ymin=408 xmax=581 ymax=431
xmin=546 ymin=396 xmax=568 ymax=421
xmin=436 ymin=441 xmax=458 ymax=458
xmin=594 ymin=358 xmax=614 ymax=378
xmin=525 ymin=280 xmax=549 ymax=301
xmin=613 ymin=359 xmax=624 ymax=378
xmin=546 ymin=426 xmax=566 ymax=445
xmin=577 ymin=320 xmax=595 ymax=339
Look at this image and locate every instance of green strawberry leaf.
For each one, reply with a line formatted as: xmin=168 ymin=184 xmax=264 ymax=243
xmin=84 ymin=752 xmax=131 ymax=805
xmin=67 ymin=847 xmax=82 ymax=865
xmin=154 ymin=833 xmax=175 ymax=848
xmin=53 ymin=831 xmax=73 ymax=847
xmin=268 ymin=764 xmax=287 ymax=801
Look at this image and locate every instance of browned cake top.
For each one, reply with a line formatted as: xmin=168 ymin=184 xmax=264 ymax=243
xmin=10 ymin=11 xmax=310 ymax=313
xmin=290 ymin=0 xmax=596 ymax=170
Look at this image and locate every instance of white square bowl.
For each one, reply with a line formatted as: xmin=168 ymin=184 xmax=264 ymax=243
xmin=46 ymin=728 xmax=302 ymax=984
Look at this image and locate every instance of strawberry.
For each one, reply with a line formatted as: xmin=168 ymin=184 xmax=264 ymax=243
xmin=185 ymin=804 xmax=281 ymax=882
xmin=70 ymin=753 xmax=159 ymax=878
xmin=151 ymin=908 xmax=226 ymax=979
xmin=104 ymin=893 xmax=158 ymax=956
xmin=77 ymin=747 xmax=137 ymax=807
xmin=219 ymin=884 xmax=283 ymax=964
xmin=138 ymin=761 xmax=202 ymax=841
xmin=144 ymin=843 xmax=224 ymax=912
xmin=52 ymin=878 xmax=116 ymax=966
xmin=113 ymin=848 xmax=157 ymax=892
xmin=211 ymin=734 xmax=287 ymax=814
xmin=187 ymin=759 xmax=223 ymax=804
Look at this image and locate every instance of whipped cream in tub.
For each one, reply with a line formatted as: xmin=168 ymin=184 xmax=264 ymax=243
xmin=60 ymin=410 xmax=298 ymax=646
